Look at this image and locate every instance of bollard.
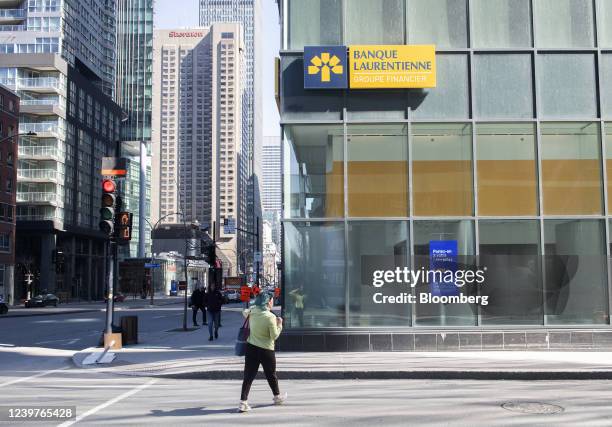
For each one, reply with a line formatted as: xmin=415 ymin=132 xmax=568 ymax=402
xmin=121 ymin=316 xmax=138 ymax=345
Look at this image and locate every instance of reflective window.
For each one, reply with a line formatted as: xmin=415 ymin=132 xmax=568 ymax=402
xmin=605 ymin=123 xmax=612 ymax=212
xmin=413 ymin=220 xmax=476 ymax=326
xmin=284 ymin=222 xmax=346 ymax=328
xmin=280 ymin=55 xmax=342 ymax=120
xmin=544 ymin=219 xmax=608 ymax=325
xmin=479 ymin=220 xmax=542 ymax=325
xmin=472 ymin=0 xmax=532 ymax=48
xmin=412 ymin=123 xmax=473 ymax=216
xmin=535 ymin=0 xmax=594 ymax=47
xmin=411 ymin=54 xmax=469 ymax=120
xmin=287 ymin=0 xmax=342 ymax=49
xmin=283 ymin=125 xmax=344 ymax=218
xmin=602 ymin=54 xmax=612 ymax=119
xmin=537 ymin=54 xmax=597 ymax=119
xmin=346 ymin=0 xmax=404 ymax=45
xmin=348 ymin=221 xmax=410 ymax=326
xmin=347 ymin=124 xmax=408 ymax=217
xmin=347 ymin=90 xmax=406 ymax=121
xmin=407 ymin=0 xmax=467 ymax=48
xmin=599 ymin=0 xmax=612 ymax=47
xmin=474 ymin=54 xmax=533 ymax=119
xmin=476 ymin=123 xmax=538 ymax=216
xmin=541 ymin=123 xmax=602 ymax=215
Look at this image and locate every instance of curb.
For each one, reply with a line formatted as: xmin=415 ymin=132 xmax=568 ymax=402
xmin=0 ymin=309 xmax=104 ymax=319
xmin=119 ymin=369 xmax=612 ymax=381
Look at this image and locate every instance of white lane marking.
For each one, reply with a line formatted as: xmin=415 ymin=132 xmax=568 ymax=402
xmin=35 ymin=338 xmax=81 ymax=345
xmin=0 ymin=366 xmax=70 ymax=388
xmin=57 ymin=379 xmax=158 ymax=427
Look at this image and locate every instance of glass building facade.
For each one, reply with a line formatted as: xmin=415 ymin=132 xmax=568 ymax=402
xmin=279 ymin=0 xmax=612 ymax=351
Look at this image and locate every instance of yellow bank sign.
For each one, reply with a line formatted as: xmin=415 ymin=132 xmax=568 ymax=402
xmin=349 ymin=45 xmax=436 ymax=89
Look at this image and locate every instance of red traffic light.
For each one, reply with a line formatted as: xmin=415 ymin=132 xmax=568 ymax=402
xmin=102 ymin=179 xmax=116 ymax=193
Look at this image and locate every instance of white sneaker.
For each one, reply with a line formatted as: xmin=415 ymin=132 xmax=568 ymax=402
xmin=238 ymin=401 xmax=251 ymax=413
xmin=273 ymin=392 xmax=287 ymax=405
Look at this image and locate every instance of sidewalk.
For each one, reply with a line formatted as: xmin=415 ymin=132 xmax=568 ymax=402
xmin=72 ymin=306 xmax=612 ymax=380
xmin=1 ymin=296 xmax=184 ymax=318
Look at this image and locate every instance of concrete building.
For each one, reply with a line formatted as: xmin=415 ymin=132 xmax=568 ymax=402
xmin=152 ymin=24 xmax=245 ymax=275
xmin=0 ymin=85 xmax=18 ymax=305
xmin=0 ymin=0 xmax=122 ymax=300
xmin=199 ymin=0 xmax=263 ymax=263
xmin=115 ymin=0 xmax=154 ymax=259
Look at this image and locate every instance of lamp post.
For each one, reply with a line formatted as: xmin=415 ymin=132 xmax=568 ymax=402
xmin=143 ymin=211 xmax=184 ymax=306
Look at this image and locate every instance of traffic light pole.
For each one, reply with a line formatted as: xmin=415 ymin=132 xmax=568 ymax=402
xmin=104 ymin=240 xmax=115 ymax=335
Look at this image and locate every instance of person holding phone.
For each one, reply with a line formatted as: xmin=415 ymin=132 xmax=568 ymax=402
xmin=238 ymin=292 xmax=285 ymax=413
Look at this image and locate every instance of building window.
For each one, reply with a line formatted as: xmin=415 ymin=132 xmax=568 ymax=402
xmin=407 ymin=0 xmax=468 ymax=48
xmin=535 ymin=0 xmax=594 ymax=48
xmin=347 ymin=124 xmax=408 ymax=217
xmin=602 ymin=54 xmax=612 ymax=119
xmin=283 ymin=125 xmax=344 ymax=219
xmin=412 ymin=123 xmax=473 ymax=216
xmin=479 ymin=220 xmax=542 ymax=325
xmin=537 ymin=54 xmax=597 ymax=119
xmin=476 ymin=123 xmax=537 ymax=216
xmin=474 ymin=54 xmax=533 ymax=119
xmin=0 ymin=233 xmax=9 ymax=252
xmin=287 ymin=0 xmax=342 ymax=49
xmin=545 ymin=219 xmax=608 ymax=325
xmin=471 ymin=0 xmax=532 ymax=48
xmin=284 ymin=222 xmax=345 ymax=328
xmin=541 ymin=122 xmax=602 ymax=215
xmin=346 ymin=0 xmax=404 ymax=45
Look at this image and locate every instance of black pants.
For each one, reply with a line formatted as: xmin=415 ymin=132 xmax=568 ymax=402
xmin=192 ymin=305 xmax=206 ymax=324
xmin=240 ymin=343 xmax=280 ymax=401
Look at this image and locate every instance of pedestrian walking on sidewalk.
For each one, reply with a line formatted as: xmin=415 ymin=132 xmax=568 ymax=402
xmin=191 ymin=286 xmax=207 ymax=327
xmin=238 ymin=292 xmax=285 ymax=413
xmin=206 ymin=284 xmax=224 ymax=341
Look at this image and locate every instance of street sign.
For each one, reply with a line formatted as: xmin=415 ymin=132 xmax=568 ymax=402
xmin=144 ymin=263 xmax=161 ymax=269
xmin=178 ymin=281 xmax=187 ymax=291
xmin=101 ymin=157 xmax=128 ymax=177
xmin=223 ymin=217 xmax=236 ymax=234
xmin=254 ymin=252 xmax=262 ymax=263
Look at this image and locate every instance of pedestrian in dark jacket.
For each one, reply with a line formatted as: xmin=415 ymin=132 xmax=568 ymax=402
xmin=191 ymin=287 xmax=207 ymax=326
xmin=206 ymin=285 xmax=224 ymax=341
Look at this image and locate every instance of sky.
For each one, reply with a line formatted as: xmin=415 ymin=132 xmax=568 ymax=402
xmin=154 ymin=0 xmax=281 ymax=137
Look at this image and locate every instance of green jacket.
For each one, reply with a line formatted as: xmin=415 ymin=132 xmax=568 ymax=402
xmin=243 ymin=306 xmax=282 ymax=351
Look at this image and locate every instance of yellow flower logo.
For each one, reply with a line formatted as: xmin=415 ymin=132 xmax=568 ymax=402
xmin=308 ymin=52 xmax=344 ymax=83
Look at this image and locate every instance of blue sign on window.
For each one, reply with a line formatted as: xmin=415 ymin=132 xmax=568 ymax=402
xmin=429 ymin=240 xmax=459 ymax=297
xmin=304 ymin=45 xmax=348 ymax=89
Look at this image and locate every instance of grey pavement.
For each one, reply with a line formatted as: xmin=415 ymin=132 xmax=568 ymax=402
xmin=0 ymin=295 xmax=184 ymax=318
xmin=68 ymin=306 xmax=612 ymax=380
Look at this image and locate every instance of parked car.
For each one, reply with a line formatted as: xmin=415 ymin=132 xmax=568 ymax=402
xmin=226 ymin=289 xmax=240 ymax=302
xmin=25 ymin=293 xmax=59 ymax=308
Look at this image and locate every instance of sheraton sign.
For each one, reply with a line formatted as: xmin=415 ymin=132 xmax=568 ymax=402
xmin=169 ymin=31 xmax=204 ymax=38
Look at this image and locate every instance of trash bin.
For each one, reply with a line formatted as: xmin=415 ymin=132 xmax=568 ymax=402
xmin=121 ymin=316 xmax=138 ymax=345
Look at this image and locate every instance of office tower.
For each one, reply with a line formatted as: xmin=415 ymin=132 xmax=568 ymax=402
xmin=152 ymin=24 xmax=245 ymax=275
xmin=262 ymin=136 xmax=280 ymax=247
xmin=199 ymin=0 xmax=263 ymax=260
xmin=0 ymin=0 xmax=122 ymax=300
xmin=0 ymin=85 xmax=19 ymax=305
xmin=115 ymin=0 xmax=154 ymax=259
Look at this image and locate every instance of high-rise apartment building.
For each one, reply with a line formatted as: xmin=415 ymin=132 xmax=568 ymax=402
xmin=199 ymin=0 xmax=263 ymax=260
xmin=0 ymin=0 xmax=122 ymax=300
xmin=115 ymin=0 xmax=154 ymax=258
xmin=152 ymin=24 xmax=245 ymax=275
xmin=262 ymin=136 xmax=281 ymax=247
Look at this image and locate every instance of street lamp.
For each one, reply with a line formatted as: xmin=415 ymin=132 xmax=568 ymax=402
xmin=143 ymin=211 xmax=185 ymax=306
xmin=0 ymin=131 xmax=36 ymax=144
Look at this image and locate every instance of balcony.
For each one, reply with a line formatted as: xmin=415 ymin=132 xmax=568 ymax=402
xmin=18 ymin=145 xmax=61 ymax=160
xmin=0 ymin=8 xmax=25 ymax=24
xmin=16 ymin=213 xmax=62 ymax=222
xmin=20 ymin=99 xmax=65 ymax=118
xmin=17 ymin=192 xmax=60 ymax=206
xmin=17 ymin=169 xmax=62 ymax=183
xmin=0 ymin=24 xmax=24 ymax=31
xmin=19 ymin=122 xmax=63 ymax=138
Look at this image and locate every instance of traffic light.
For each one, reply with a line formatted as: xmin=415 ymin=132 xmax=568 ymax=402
xmin=99 ymin=179 xmax=117 ymax=236
xmin=201 ymin=242 xmax=216 ymax=265
xmin=115 ymin=212 xmax=133 ymax=245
